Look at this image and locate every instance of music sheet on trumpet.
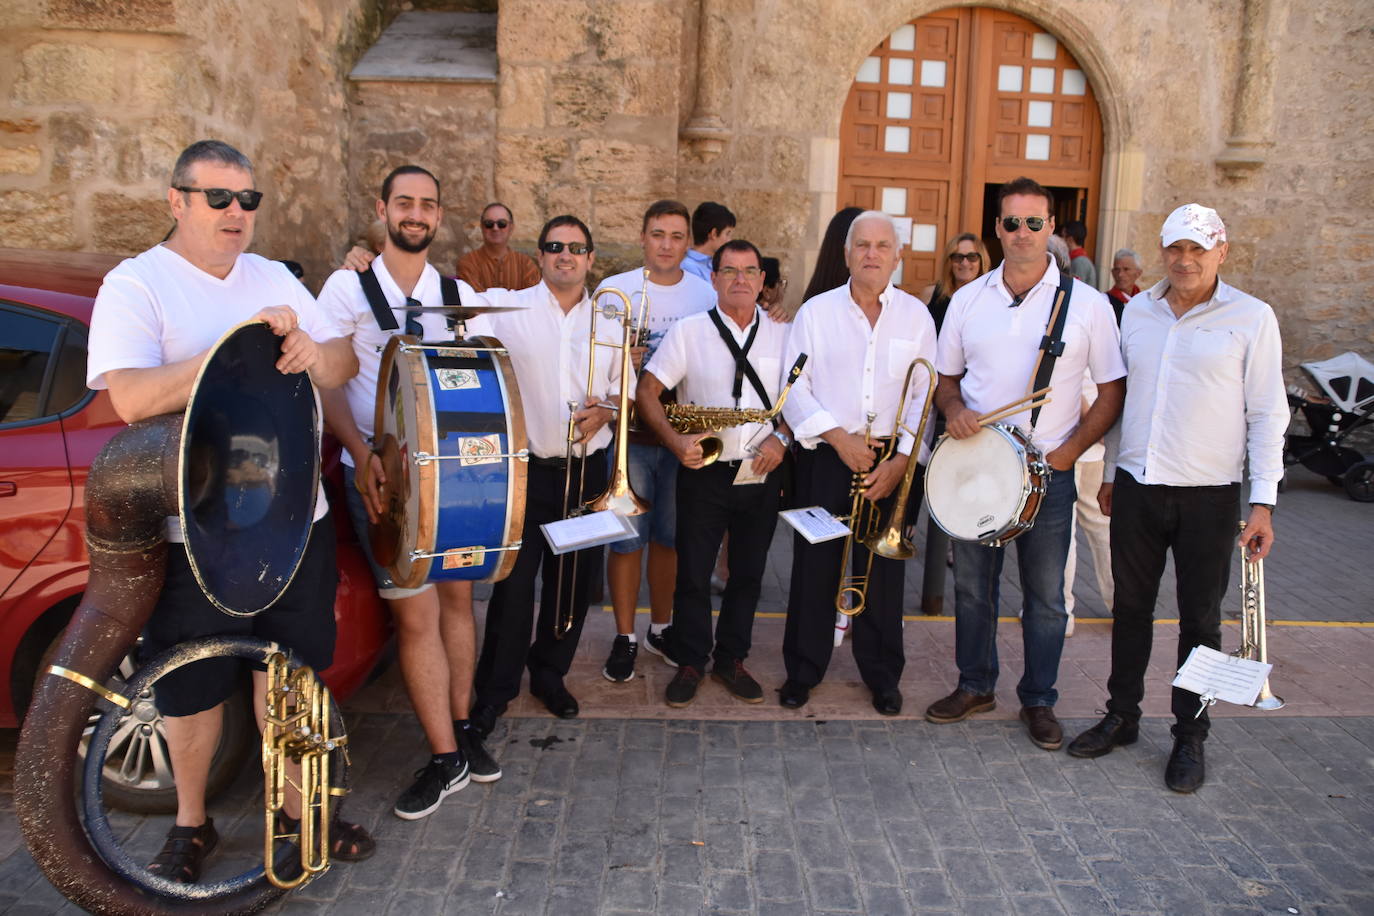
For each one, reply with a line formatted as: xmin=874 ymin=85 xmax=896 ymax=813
xmin=779 ymin=507 xmax=851 ymax=544
xmin=1172 ymin=646 xmax=1273 ymax=708
xmin=541 ymin=510 xmax=637 ymax=555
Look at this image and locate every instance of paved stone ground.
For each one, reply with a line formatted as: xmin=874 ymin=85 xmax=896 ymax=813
xmin=0 ymin=466 xmax=1369 ymax=914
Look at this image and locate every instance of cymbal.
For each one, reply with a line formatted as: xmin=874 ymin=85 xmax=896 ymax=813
xmin=367 ymin=435 xmax=405 ymax=568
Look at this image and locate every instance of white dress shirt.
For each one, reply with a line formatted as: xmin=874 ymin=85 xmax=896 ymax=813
xmin=466 ymin=281 xmax=630 ymax=459
xmin=315 ymin=256 xmax=459 ymax=467
xmin=782 ymin=282 xmax=937 ymax=458
xmin=645 ymin=305 xmax=789 ymax=463
xmin=1103 ymin=278 xmax=1287 ymax=505
xmin=936 ymin=255 xmax=1125 ymax=452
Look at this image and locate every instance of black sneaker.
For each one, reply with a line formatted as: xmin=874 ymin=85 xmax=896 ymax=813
xmin=665 ymin=665 xmax=703 ymax=708
xmin=394 ymin=757 xmax=469 ymax=820
xmin=603 ymin=635 xmax=638 ymax=682
xmin=643 ymin=628 xmax=678 ymax=668
xmin=456 ymin=725 xmax=502 ymax=783
xmin=712 ymin=658 xmax=764 ymax=703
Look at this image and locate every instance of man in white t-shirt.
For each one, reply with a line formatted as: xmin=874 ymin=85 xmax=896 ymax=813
xmin=85 ymin=140 xmax=367 ymax=882
xmin=927 ymin=176 xmax=1125 ymax=752
xmin=317 ymin=165 xmax=501 ymax=822
xmin=597 ymin=200 xmax=716 ymax=684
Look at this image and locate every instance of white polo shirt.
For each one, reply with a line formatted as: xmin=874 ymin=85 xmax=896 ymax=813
xmin=466 ymin=281 xmax=630 ymax=459
xmin=782 ymin=281 xmax=937 ymax=458
xmin=645 ymin=305 xmax=789 ymax=463
xmin=936 ymin=255 xmax=1125 ymax=452
xmin=1104 ymin=278 xmax=1287 ymax=505
xmin=315 ymin=257 xmax=461 ymax=467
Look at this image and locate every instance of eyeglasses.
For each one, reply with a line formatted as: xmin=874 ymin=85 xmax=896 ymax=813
xmin=482 ymin=219 xmax=510 ymax=230
xmin=949 ymin=252 xmax=982 ymax=263
xmin=717 ymin=266 xmax=762 ymax=280
xmin=175 ymin=186 xmax=263 ymax=211
xmin=999 ymin=216 xmax=1046 ymax=233
xmin=539 ymin=240 xmax=592 ymax=255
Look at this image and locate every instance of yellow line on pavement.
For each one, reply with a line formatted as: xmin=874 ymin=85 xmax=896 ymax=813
xmin=602 ymin=607 xmax=1374 ymax=627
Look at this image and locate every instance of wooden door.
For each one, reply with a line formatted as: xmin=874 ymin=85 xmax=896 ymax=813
xmin=838 ymin=7 xmax=1103 ymax=296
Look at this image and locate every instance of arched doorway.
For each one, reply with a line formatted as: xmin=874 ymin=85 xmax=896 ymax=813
xmin=838 ymin=7 xmax=1104 ymax=295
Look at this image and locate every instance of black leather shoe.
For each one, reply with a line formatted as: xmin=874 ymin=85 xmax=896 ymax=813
xmin=872 ymin=688 xmax=903 ymax=717
xmin=532 ymin=684 xmax=580 ymax=719
xmin=469 ymin=702 xmax=507 ymax=739
xmin=1067 ymin=713 xmax=1139 ymax=759
xmin=778 ymin=680 xmax=810 ymax=709
xmin=1165 ymin=734 xmax=1206 ymax=793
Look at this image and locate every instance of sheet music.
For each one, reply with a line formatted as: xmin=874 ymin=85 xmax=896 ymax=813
xmin=1172 ymin=646 xmax=1273 ymax=708
xmin=779 ymin=506 xmax=852 ymax=544
xmin=541 ymin=510 xmax=636 ymax=555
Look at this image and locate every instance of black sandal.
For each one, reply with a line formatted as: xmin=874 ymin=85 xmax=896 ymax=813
xmin=276 ymin=812 xmax=375 ymax=863
xmin=147 ymin=819 xmax=218 ymax=884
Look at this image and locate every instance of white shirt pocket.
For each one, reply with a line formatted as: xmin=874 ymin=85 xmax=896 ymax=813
xmin=888 ymin=338 xmax=921 ymax=379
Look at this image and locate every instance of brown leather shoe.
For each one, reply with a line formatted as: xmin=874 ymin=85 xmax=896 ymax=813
xmin=1020 ymin=706 xmax=1063 ymax=751
xmin=924 ymin=688 xmax=996 ymax=723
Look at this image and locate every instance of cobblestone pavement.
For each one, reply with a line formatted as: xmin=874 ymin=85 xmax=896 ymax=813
xmin=0 ymin=466 xmax=1369 ymax=914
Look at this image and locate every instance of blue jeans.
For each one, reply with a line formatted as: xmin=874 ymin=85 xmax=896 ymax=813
xmin=608 ymin=443 xmax=678 ymax=553
xmin=951 ymin=467 xmax=1076 ymax=707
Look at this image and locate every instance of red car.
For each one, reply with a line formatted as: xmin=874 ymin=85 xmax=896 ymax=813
xmin=0 ymin=248 xmax=392 ymax=811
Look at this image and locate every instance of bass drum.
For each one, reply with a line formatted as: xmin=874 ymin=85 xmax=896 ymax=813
xmin=370 ymin=335 xmax=527 ymax=588
xmin=924 ymin=424 xmax=1049 ymax=546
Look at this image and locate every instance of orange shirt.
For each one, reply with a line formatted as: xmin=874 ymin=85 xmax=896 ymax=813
xmin=456 ymin=247 xmax=541 ymax=293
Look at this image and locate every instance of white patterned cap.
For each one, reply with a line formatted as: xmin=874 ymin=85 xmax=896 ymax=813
xmin=1160 ymin=204 xmax=1227 ymax=250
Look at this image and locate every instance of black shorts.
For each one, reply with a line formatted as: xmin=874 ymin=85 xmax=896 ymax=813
xmin=142 ymin=513 xmax=338 ymax=717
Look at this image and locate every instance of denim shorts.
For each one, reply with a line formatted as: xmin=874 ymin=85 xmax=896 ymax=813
xmin=343 ymin=463 xmax=434 ymax=600
xmin=608 ymin=443 xmax=678 ymax=553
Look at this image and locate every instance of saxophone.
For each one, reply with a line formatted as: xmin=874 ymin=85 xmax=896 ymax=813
xmin=663 ymin=354 xmax=807 ymax=465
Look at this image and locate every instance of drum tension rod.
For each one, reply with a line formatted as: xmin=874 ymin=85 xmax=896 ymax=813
xmin=409 ymin=541 xmax=524 ymax=561
xmin=47 ymin=665 xmax=132 ymax=709
xmin=399 ymin=343 xmax=509 ymax=355
xmin=413 ymin=450 xmax=530 ymax=465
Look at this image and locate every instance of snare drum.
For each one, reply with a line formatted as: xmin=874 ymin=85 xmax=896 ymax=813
xmin=370 ymin=335 xmax=528 ymax=587
xmin=924 ymin=424 xmax=1049 ymax=546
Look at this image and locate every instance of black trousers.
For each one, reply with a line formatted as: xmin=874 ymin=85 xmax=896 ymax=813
xmin=1105 ymin=471 xmax=1240 ymax=738
xmin=782 ymin=444 xmax=921 ymax=694
xmin=664 ymin=460 xmax=782 ymax=672
xmin=474 ymin=452 xmax=608 ymax=708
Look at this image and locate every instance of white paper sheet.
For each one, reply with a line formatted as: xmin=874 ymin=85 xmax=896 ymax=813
xmin=1172 ymin=646 xmax=1273 ymax=709
xmin=779 ymin=506 xmax=852 ymax=544
xmin=540 ymin=510 xmax=637 ymax=555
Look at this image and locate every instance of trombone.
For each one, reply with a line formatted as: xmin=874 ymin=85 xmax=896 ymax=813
xmin=1235 ymin=522 xmax=1284 ymax=710
xmin=552 ymin=282 xmax=651 ymax=638
xmin=835 ymin=358 xmax=937 ymax=617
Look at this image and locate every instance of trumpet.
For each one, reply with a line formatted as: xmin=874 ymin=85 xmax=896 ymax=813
xmin=835 ymin=358 xmax=937 ymax=617
xmin=1234 ymin=523 xmax=1284 ymax=710
xmin=664 ymin=354 xmax=809 ymax=465
xmin=552 ymin=283 xmax=651 ymax=638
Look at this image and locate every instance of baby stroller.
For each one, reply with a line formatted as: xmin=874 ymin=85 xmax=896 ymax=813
xmin=1283 ymin=351 xmax=1374 ymax=501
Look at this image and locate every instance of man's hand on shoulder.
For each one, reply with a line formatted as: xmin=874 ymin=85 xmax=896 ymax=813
xmin=342 ymin=246 xmax=377 ymax=272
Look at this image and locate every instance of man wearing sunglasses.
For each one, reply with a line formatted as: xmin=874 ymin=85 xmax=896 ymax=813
xmin=928 ymin=176 xmax=1125 ymax=752
xmin=317 ymin=165 xmax=503 ymax=820
xmin=461 ymin=215 xmax=625 ymax=733
xmin=86 ymin=139 xmax=367 ymax=882
xmin=456 ymin=202 xmax=540 ymax=292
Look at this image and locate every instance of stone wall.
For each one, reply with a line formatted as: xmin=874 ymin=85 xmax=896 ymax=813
xmin=0 ymin=0 xmax=380 ymax=286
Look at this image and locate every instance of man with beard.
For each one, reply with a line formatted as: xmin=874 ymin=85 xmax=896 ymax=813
xmin=318 ymin=165 xmax=501 ymax=821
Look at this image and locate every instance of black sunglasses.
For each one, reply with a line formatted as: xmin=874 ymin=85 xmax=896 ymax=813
xmin=175 ymin=186 xmax=263 ymax=211
xmin=949 ymin=252 xmax=982 ymax=263
xmin=482 ymin=219 xmax=510 ymax=230
xmin=540 ymin=240 xmax=592 ymax=255
xmin=1000 ymin=216 xmax=1046 ymax=233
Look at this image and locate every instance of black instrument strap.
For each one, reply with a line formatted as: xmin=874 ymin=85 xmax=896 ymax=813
xmin=357 ymin=268 xmax=399 ymax=331
xmin=1029 ymin=270 xmax=1075 ymax=430
xmin=440 ymin=276 xmax=462 ymax=333
xmin=707 ymin=307 xmax=772 ymax=414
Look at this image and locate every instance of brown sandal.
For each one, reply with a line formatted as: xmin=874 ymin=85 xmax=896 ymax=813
xmin=147 ymin=818 xmax=218 ymax=884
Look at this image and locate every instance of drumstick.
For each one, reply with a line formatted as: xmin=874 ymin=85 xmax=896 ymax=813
xmin=974 ymin=386 xmax=1052 ymax=426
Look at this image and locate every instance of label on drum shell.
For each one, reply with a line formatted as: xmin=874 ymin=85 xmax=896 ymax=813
xmin=436 ymin=367 xmax=481 ymax=390
xmin=442 ymin=547 xmax=486 ymax=569
xmin=458 ymin=434 xmax=502 ymax=466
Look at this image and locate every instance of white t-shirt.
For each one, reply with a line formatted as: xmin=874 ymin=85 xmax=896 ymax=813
xmin=596 ymin=267 xmax=716 ymax=365
xmin=936 ymin=256 xmax=1125 ymax=452
xmin=87 ymin=244 xmax=342 ymax=539
xmin=315 ymin=257 xmax=460 ymax=467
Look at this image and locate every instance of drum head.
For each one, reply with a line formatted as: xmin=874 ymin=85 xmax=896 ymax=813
xmin=180 ymin=321 xmax=319 ymax=616
xmin=925 ymin=426 xmax=1030 ymax=541
xmin=372 ymin=336 xmax=434 ymax=590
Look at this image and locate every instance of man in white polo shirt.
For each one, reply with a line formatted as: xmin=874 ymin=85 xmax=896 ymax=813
xmin=927 ymin=176 xmax=1125 ymax=751
xmin=1067 ymin=204 xmax=1286 ymax=793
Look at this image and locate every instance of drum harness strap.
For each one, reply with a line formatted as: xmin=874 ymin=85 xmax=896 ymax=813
xmin=357 ymin=268 xmax=464 ymax=334
xmin=1027 ymin=270 xmax=1075 ymax=431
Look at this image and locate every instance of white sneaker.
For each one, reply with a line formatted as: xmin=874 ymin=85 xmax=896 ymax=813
xmin=833 ymin=611 xmax=851 ymax=647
